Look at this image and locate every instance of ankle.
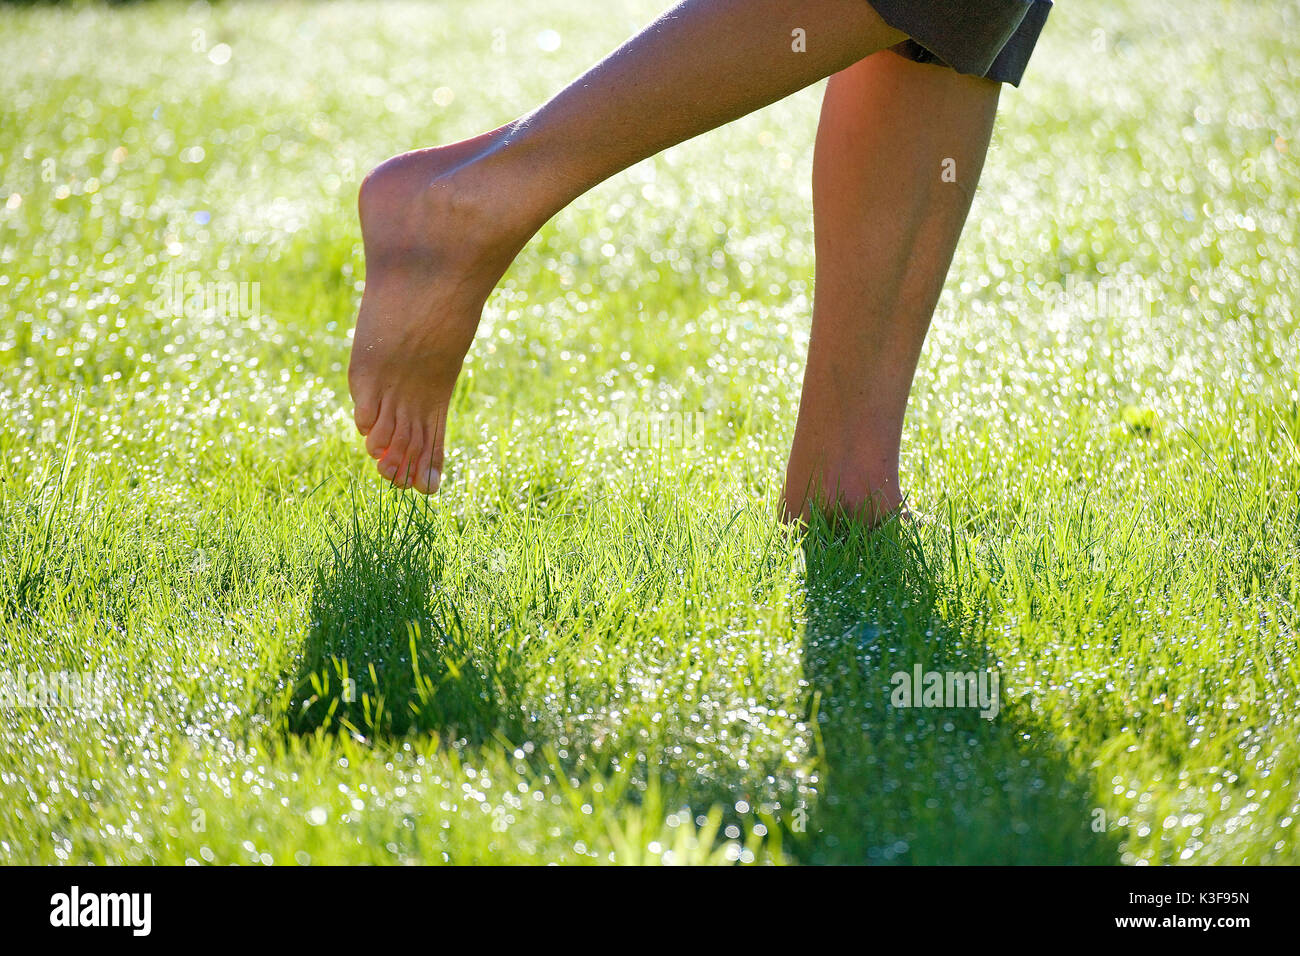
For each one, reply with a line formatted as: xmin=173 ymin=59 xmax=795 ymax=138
xmin=436 ymin=138 xmax=555 ymax=252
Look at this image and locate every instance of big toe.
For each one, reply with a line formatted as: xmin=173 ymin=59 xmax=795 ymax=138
xmin=411 ymin=410 xmax=447 ymax=495
xmin=410 ymin=447 xmax=440 ymax=495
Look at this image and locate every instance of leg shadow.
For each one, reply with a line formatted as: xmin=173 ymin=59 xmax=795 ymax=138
xmin=285 ymin=495 xmax=523 ymax=744
xmin=794 ymin=517 xmax=1120 ymax=864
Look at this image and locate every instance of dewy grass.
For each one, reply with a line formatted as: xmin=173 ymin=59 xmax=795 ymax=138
xmin=1 ymin=0 xmax=1297 ymax=864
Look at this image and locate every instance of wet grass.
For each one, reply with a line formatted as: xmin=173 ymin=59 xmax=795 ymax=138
xmin=1 ymin=0 xmax=1298 ymax=864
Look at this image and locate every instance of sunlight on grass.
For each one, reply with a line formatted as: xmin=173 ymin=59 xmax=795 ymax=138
xmin=0 ymin=0 xmax=1297 ymax=864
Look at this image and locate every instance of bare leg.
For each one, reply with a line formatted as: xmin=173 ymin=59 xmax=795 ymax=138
xmin=349 ymin=0 xmax=907 ymax=492
xmin=781 ymin=51 xmax=1000 ymax=525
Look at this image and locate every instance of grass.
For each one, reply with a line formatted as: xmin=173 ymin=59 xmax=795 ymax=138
xmin=0 ymin=0 xmax=1297 ymax=865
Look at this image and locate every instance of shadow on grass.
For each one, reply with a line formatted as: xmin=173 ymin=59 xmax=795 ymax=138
xmin=790 ymin=517 xmax=1120 ymax=864
xmin=288 ymin=493 xmax=1118 ymax=863
xmin=285 ymin=496 xmax=523 ymax=744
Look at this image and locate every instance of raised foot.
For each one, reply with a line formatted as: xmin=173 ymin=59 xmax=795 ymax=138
xmin=347 ymin=134 xmax=531 ymax=493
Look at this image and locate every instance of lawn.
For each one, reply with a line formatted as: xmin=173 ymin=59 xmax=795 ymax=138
xmin=1 ymin=0 xmax=1297 ymax=865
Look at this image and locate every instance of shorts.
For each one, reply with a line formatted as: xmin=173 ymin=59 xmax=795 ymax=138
xmin=868 ymin=0 xmax=1053 ymax=87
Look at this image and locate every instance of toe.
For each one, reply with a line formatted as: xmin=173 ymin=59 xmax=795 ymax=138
xmin=411 ymin=437 xmax=439 ymax=495
xmin=377 ymin=418 xmax=414 ymax=485
xmin=394 ymin=424 xmax=426 ymax=490
xmin=365 ymin=399 xmax=397 ymax=460
xmin=416 ymin=407 xmax=447 ymax=495
xmin=352 ymin=390 xmax=380 ymax=437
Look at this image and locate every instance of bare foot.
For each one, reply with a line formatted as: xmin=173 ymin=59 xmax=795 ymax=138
xmin=348 ymin=131 xmax=535 ymax=492
xmin=779 ymin=480 xmax=909 ymax=529
xmin=780 ymin=447 xmax=909 ymax=529
xmin=780 ymin=349 xmax=912 ymax=529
